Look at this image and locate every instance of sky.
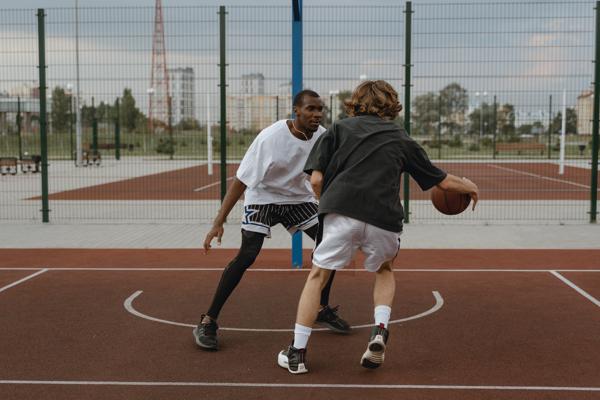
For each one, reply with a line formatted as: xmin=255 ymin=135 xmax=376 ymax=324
xmin=0 ymin=0 xmax=596 ymax=126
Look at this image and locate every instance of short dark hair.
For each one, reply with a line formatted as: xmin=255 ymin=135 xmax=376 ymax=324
xmin=293 ymin=89 xmax=320 ymax=107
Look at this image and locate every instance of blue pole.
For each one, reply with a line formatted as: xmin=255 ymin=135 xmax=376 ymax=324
xmin=291 ymin=0 xmax=303 ymax=268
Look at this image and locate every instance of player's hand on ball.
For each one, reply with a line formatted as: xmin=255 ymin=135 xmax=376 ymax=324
xmin=462 ymin=177 xmax=479 ymax=210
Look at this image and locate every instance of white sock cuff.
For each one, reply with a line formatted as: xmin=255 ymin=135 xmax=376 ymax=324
xmin=294 ymin=323 xmax=312 ymax=336
xmin=374 ymin=305 xmax=392 ymax=328
xmin=293 ymin=323 xmax=312 ymax=349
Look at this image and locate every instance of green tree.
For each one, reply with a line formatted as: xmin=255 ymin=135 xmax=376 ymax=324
xmin=467 ymin=102 xmax=495 ymax=136
xmin=440 ymin=83 xmax=468 ymax=135
xmin=497 ymin=103 xmax=516 ymax=137
xmin=121 ymin=88 xmax=141 ymax=132
xmin=412 ymin=92 xmax=440 ymax=137
xmin=517 ymin=123 xmax=533 ymax=136
xmin=50 ymin=86 xmax=71 ymax=133
xmin=80 ymin=103 xmax=94 ymax=127
xmin=96 ymin=101 xmax=113 ymax=122
xmin=336 ymin=90 xmax=352 ymax=120
xmin=176 ymin=118 xmax=200 ymax=131
xmin=550 ymin=108 xmax=577 ymax=135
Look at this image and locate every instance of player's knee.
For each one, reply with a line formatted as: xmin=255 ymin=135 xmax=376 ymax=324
xmin=236 ymin=230 xmax=265 ymax=266
xmin=308 ymin=265 xmax=332 ymax=288
xmin=377 ymin=260 xmax=393 ymax=273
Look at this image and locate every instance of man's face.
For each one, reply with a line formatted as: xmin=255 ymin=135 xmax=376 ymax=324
xmin=295 ymin=95 xmax=324 ymax=133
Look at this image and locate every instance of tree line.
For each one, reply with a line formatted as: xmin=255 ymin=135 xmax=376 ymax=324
xmin=334 ymin=83 xmax=577 ymax=138
xmin=50 ymin=87 xmax=145 ymax=133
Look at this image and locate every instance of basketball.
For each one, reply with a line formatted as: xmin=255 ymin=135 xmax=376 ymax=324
xmin=431 ymin=186 xmax=471 ymax=215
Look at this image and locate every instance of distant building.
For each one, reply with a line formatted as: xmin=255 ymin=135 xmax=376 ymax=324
xmin=241 ymin=73 xmax=265 ymax=95
xmin=167 ymin=67 xmax=195 ymax=124
xmin=228 ymin=95 xmax=279 ymax=131
xmin=576 ymin=89 xmax=593 ymax=136
xmin=0 ymin=84 xmax=45 ymax=134
xmin=278 ymin=81 xmax=293 ymax=120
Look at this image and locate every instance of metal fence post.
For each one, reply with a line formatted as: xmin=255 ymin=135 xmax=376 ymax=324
xmin=115 ymin=98 xmax=121 ymax=161
xmin=291 ymin=0 xmax=303 ymax=268
xmin=17 ymin=96 xmax=23 ymax=160
xmin=37 ymin=8 xmax=49 ymax=222
xmin=547 ymin=94 xmax=553 ymax=159
xmin=403 ymin=1 xmax=413 ymax=223
xmin=590 ymin=2 xmax=600 ymax=222
xmin=492 ymin=95 xmax=497 ymax=159
xmin=437 ymin=94 xmax=442 ymax=159
xmin=219 ymin=6 xmax=227 ymax=202
xmin=92 ymin=97 xmax=98 ymax=154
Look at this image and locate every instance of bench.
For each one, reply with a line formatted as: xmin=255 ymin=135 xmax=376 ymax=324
xmin=19 ymin=155 xmax=41 ymax=173
xmin=0 ymin=157 xmax=18 ymax=175
xmin=97 ymin=143 xmax=134 ymax=151
xmin=496 ymin=142 xmax=546 ymax=155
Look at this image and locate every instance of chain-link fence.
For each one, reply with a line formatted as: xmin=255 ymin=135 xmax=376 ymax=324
xmin=0 ymin=2 xmax=598 ymax=224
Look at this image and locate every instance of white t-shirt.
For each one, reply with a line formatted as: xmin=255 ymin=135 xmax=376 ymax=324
xmin=236 ymin=120 xmax=325 ymax=205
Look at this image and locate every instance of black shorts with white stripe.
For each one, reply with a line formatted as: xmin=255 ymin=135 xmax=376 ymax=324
xmin=241 ymin=202 xmax=319 ymax=237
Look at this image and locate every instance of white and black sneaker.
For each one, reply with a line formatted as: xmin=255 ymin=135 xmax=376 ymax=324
xmin=360 ymin=323 xmax=389 ymax=369
xmin=278 ymin=344 xmax=308 ymax=374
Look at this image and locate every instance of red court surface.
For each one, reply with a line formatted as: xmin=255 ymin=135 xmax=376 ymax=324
xmin=39 ymin=161 xmax=599 ymax=201
xmin=1 ymin=249 xmax=599 ymax=400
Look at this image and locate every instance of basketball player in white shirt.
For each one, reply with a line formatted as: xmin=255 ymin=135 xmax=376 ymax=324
xmin=193 ymin=90 xmax=350 ymax=351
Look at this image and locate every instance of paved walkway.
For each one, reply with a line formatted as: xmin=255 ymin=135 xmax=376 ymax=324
xmin=0 ymin=223 xmax=598 ymax=249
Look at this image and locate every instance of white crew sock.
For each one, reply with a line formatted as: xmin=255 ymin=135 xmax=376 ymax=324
xmin=293 ymin=323 xmax=312 ymax=349
xmin=374 ymin=305 xmax=392 ymax=328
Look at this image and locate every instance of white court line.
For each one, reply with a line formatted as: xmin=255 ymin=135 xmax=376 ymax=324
xmin=193 ymin=176 xmax=235 ymax=192
xmin=1 ymin=267 xmax=599 ymax=272
xmin=550 ymin=271 xmax=600 ymax=308
xmin=0 ymin=380 xmax=599 ymax=392
xmin=123 ymin=290 xmax=443 ymax=331
xmin=0 ymin=269 xmax=48 ymax=294
xmin=488 ymin=164 xmax=591 ymax=189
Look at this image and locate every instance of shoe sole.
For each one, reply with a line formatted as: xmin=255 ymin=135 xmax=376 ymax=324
xmin=278 ymin=351 xmax=308 ymax=374
xmin=192 ymin=327 xmax=218 ymax=351
xmin=315 ymin=321 xmax=351 ymax=334
xmin=360 ymin=335 xmax=386 ymax=369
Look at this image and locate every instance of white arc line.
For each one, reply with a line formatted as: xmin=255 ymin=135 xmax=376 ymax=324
xmin=193 ymin=176 xmax=235 ymax=192
xmin=488 ymin=164 xmax=591 ymax=189
xmin=0 ymin=269 xmax=48 ymax=294
xmin=550 ymin=271 xmax=600 ymax=308
xmin=124 ymin=290 xmax=443 ymax=332
xmin=2 ymin=268 xmax=600 ymax=273
xmin=0 ymin=380 xmax=599 ymax=392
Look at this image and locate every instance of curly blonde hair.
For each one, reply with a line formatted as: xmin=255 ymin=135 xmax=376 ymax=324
xmin=343 ymin=80 xmax=403 ymax=120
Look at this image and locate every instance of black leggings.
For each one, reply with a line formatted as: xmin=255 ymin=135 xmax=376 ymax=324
xmin=206 ymin=225 xmax=336 ymax=320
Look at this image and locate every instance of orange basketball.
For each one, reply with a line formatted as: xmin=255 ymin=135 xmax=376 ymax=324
xmin=431 ymin=186 xmax=471 ymax=215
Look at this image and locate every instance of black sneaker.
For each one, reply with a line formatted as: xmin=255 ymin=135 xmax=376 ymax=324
xmin=277 ymin=344 xmax=308 ymax=374
xmin=316 ymin=305 xmax=351 ymax=334
xmin=360 ymin=323 xmax=389 ymax=369
xmin=192 ymin=314 xmax=218 ymax=351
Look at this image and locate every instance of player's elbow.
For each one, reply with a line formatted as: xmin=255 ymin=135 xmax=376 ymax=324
xmin=436 ymin=175 xmax=453 ymax=191
xmin=310 ymin=171 xmax=323 ymax=187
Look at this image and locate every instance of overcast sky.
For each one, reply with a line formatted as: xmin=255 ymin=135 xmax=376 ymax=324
xmin=0 ymin=0 xmax=595 ymax=125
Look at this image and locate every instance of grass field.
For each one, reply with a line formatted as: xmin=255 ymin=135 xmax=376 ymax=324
xmin=0 ymin=129 xmax=595 ymax=161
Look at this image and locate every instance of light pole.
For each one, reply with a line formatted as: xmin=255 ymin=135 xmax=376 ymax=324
xmin=147 ymin=87 xmax=155 ymax=135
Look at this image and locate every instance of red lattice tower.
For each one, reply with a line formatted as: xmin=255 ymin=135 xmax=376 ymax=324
xmin=148 ymin=0 xmax=170 ymax=133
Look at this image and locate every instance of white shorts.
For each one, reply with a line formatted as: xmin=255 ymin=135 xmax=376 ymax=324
xmin=312 ymin=213 xmax=401 ymax=272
